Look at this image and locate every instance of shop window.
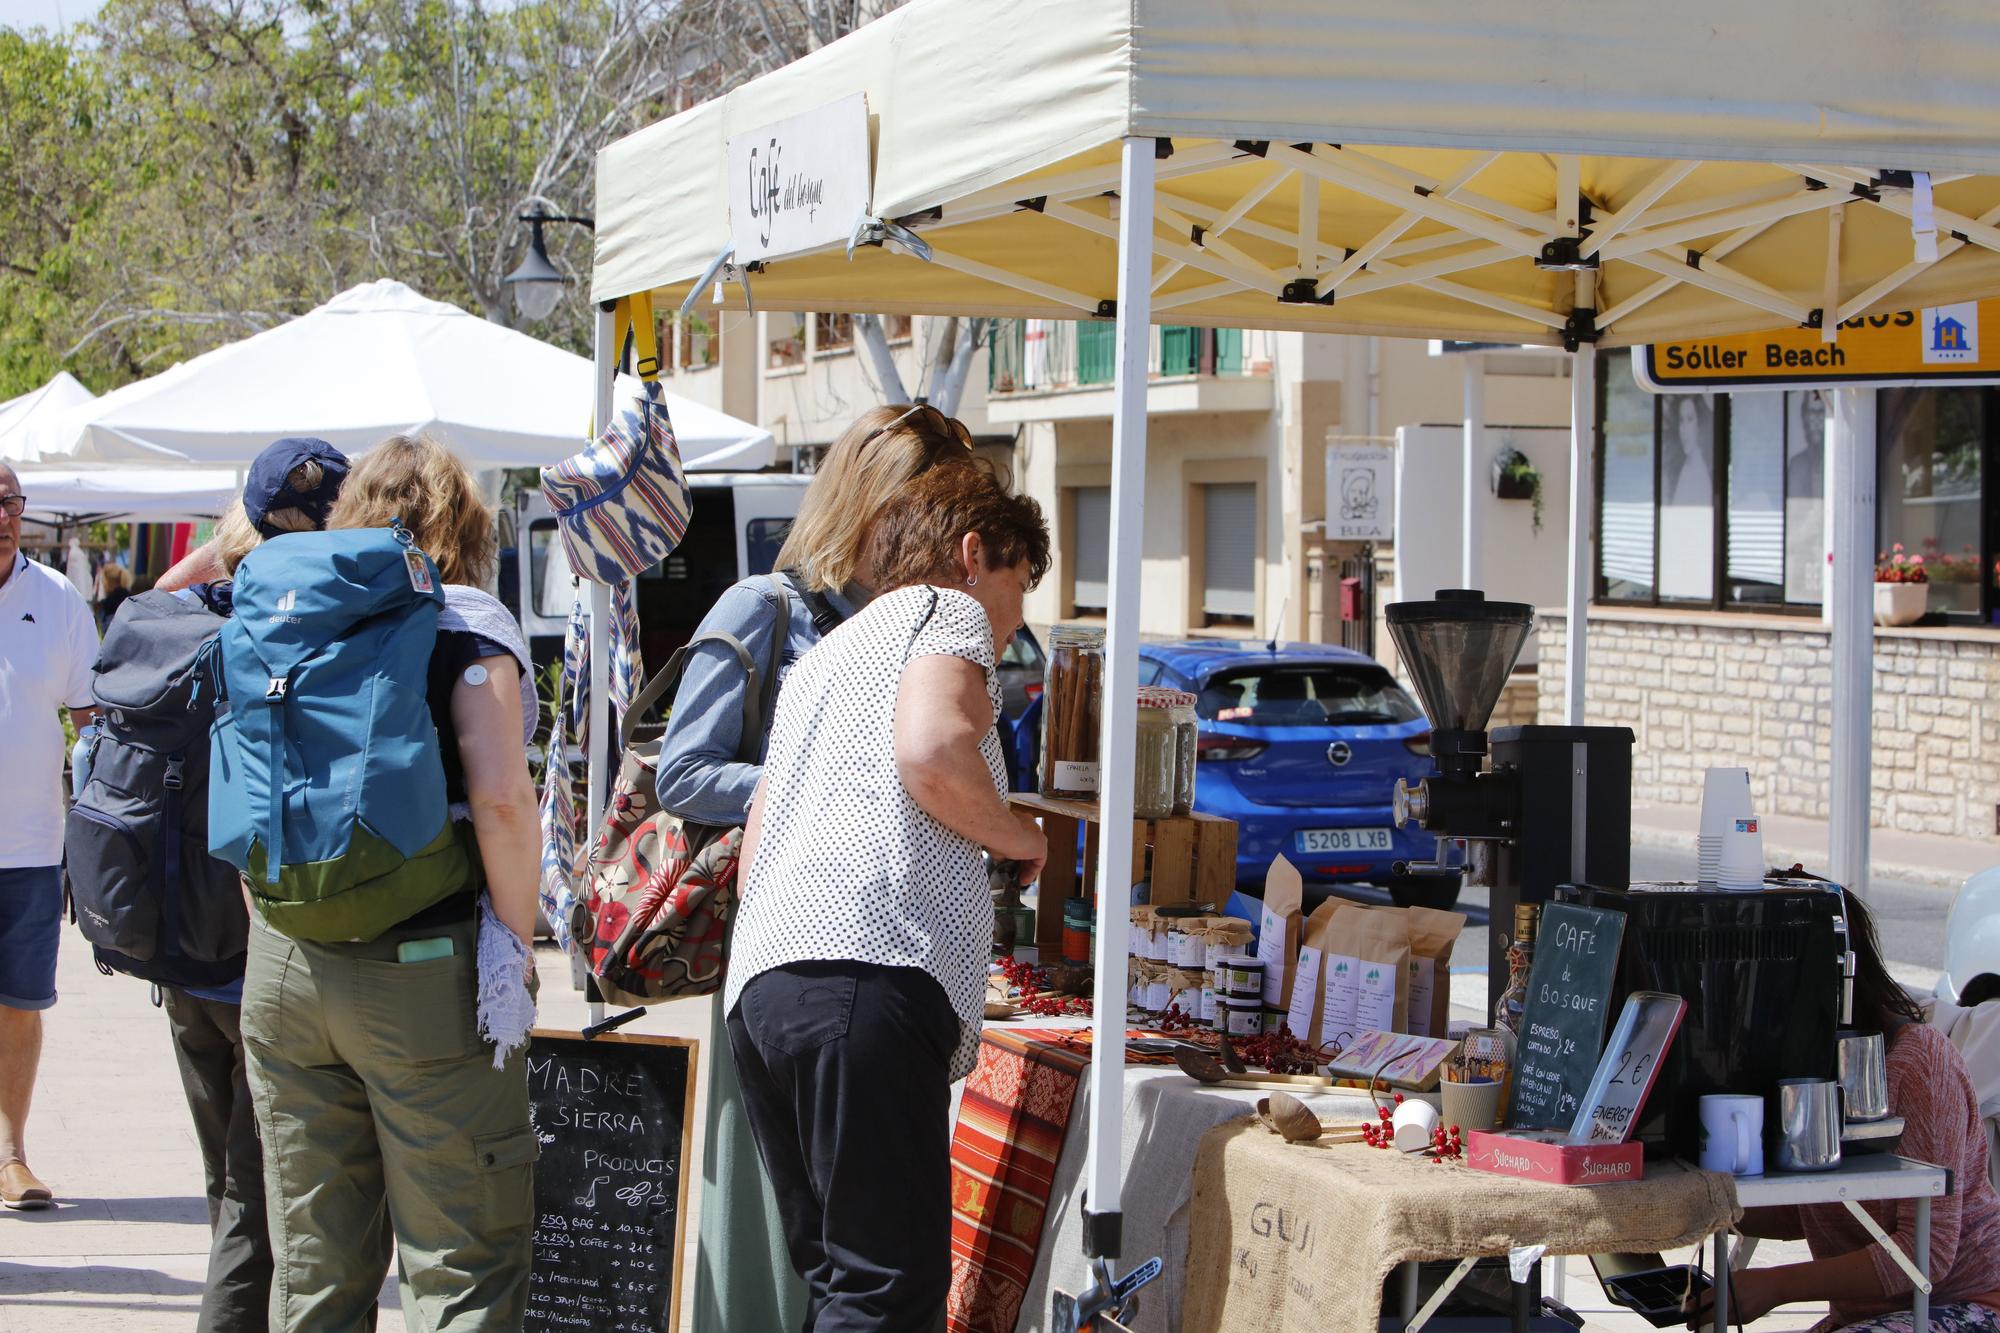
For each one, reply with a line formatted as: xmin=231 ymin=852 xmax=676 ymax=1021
xmin=1599 ymin=354 xmax=1657 ymax=600
xmin=1879 ymin=388 xmax=1986 ymax=618
xmin=1783 ymin=392 xmax=1827 ymax=603
xmin=675 ymin=315 xmax=717 ymax=371
xmin=1071 ymin=486 xmax=1109 ymax=613
xmin=883 ymin=314 xmax=913 ymax=342
xmin=813 ymin=313 xmax=855 ymax=355
xmin=1201 ymin=482 xmax=1258 ymax=625
xmin=1657 ymin=394 xmax=1717 ymax=603
xmin=766 ymin=313 xmax=806 ymax=370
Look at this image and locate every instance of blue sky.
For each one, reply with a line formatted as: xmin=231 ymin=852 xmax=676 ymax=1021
xmin=0 ymin=0 xmax=102 ymax=32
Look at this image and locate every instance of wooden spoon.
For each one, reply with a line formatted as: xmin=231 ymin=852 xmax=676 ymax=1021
xmin=1264 ymin=1091 xmax=1370 ymax=1144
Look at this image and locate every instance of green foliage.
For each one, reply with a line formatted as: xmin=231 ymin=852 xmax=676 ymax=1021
xmin=0 ymin=0 xmax=686 ymax=401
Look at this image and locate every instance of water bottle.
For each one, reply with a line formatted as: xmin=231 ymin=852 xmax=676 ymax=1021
xmin=70 ymin=720 xmax=100 ymax=800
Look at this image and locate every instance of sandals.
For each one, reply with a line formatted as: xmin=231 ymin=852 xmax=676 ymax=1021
xmin=0 ymin=1159 xmax=53 ymax=1210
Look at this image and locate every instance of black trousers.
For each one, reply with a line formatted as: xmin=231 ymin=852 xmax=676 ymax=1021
xmin=163 ymin=988 xmax=273 ymax=1333
xmin=727 ymin=960 xmax=959 ymax=1333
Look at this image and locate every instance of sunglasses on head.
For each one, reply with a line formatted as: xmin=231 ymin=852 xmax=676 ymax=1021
xmin=857 ymin=401 xmax=974 ymax=454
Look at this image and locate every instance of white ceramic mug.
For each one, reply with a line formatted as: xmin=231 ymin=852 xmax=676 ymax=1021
xmin=1698 ymin=1094 xmax=1764 ymax=1177
xmin=1392 ymin=1097 xmax=1442 ymax=1153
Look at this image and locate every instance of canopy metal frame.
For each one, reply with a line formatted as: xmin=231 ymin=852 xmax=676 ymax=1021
xmin=586 ymin=115 xmax=2000 ymax=1292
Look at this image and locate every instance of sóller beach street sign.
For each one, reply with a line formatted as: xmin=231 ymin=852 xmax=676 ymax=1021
xmin=727 ymin=93 xmax=872 ymax=264
xmin=1636 ymin=298 xmax=2000 ymax=392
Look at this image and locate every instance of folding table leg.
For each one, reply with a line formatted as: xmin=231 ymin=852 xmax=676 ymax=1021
xmin=1399 ymin=1261 xmax=1420 ymax=1325
xmin=1711 ymin=1235 xmax=1731 ymax=1333
xmin=1914 ymin=1196 xmax=1931 ymax=1331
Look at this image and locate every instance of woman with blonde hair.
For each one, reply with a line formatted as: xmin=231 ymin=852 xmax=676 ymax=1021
xmin=239 ymin=433 xmax=541 ymax=1331
xmin=654 ymin=400 xmax=974 ymax=1333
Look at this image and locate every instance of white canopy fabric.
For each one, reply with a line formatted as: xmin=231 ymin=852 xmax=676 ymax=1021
xmin=15 ymin=467 xmax=239 ymax=523
xmin=595 ymin=0 xmax=2000 ymax=348
xmin=0 ymin=372 xmax=97 ymax=464
xmin=15 ymin=280 xmax=776 ymax=472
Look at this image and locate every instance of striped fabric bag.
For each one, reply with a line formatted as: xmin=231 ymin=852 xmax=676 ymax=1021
xmin=539 ymin=381 xmax=692 ymax=586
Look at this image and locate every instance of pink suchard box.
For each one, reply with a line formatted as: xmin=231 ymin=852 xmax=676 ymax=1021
xmin=1465 ymin=1130 xmax=1645 ymax=1186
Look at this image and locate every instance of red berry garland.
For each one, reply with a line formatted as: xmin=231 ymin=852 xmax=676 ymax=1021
xmin=996 ymin=956 xmax=1093 ymax=1017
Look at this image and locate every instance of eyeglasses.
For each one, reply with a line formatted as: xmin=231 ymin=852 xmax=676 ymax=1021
xmin=0 ymin=495 xmax=24 ymax=518
xmin=857 ymin=402 xmax=975 ymax=455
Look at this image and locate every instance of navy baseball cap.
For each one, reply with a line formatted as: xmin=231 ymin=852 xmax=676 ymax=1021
xmin=244 ymin=437 xmax=349 ymax=537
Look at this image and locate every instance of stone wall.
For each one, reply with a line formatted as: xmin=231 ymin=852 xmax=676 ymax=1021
xmin=1489 ymin=673 xmax=1541 ymax=729
xmin=1538 ymin=609 xmax=2000 ymax=843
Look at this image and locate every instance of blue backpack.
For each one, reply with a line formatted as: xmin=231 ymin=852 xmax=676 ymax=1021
xmin=208 ymin=524 xmax=471 ymax=941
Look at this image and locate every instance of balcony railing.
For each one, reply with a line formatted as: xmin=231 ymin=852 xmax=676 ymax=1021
xmin=989 ymin=319 xmax=1264 ymax=394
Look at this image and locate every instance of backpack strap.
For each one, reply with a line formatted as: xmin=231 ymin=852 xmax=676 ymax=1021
xmin=744 ymin=576 xmax=794 ymax=763
xmin=781 ymin=566 xmax=846 ymax=640
xmin=619 ymin=632 xmax=754 ymax=749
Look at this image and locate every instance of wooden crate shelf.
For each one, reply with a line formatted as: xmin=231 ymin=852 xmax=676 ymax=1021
xmin=1008 ymin=792 xmax=1237 ymax=962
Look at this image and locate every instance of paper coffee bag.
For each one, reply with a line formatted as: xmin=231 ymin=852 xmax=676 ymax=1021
xmin=1255 ymin=855 xmax=1305 ymax=1011
xmin=1285 ymin=899 xmax=1342 ymax=1043
xmin=1318 ymin=903 xmax=1411 ymax=1042
xmin=1402 ymin=906 xmax=1469 ymax=1038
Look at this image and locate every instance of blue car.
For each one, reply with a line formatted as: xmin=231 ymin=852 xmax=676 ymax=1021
xmin=1138 ymin=641 xmax=1437 ymax=886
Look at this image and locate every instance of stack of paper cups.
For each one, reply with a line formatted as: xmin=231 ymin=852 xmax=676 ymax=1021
xmin=1699 ymin=768 xmax=1754 ymax=888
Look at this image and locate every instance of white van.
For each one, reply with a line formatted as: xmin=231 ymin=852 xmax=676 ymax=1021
xmin=510 ymin=473 xmax=813 ymax=683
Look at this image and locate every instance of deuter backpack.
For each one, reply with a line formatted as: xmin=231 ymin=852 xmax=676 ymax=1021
xmin=208 ymin=524 xmax=470 ymax=942
xmin=66 ymin=590 xmax=247 ymax=989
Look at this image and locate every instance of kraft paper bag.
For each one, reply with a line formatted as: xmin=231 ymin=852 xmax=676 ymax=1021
xmin=1403 ymin=906 xmax=1468 ymax=1038
xmin=1319 ymin=903 xmax=1411 ymax=1043
xmin=1285 ymin=898 xmax=1342 ymax=1045
xmin=1255 ymin=855 xmax=1305 ymax=1011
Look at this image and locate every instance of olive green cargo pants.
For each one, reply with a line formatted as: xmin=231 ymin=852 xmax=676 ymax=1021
xmin=241 ymin=911 xmax=536 ymax=1333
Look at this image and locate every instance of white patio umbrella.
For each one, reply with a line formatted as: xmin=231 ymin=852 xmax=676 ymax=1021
xmin=13 ymin=279 xmax=775 ymax=472
xmin=0 ymin=372 xmax=97 ymax=464
xmin=14 ymin=466 xmax=239 ymax=523
xmin=588 ymin=0 xmax=2000 ymax=1286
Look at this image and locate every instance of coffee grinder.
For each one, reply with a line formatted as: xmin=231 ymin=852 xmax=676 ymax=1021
xmin=1384 ymin=590 xmax=1636 ymax=1012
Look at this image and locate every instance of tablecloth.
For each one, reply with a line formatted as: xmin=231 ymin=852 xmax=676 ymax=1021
xmin=1181 ymin=1120 xmax=1743 ymax=1333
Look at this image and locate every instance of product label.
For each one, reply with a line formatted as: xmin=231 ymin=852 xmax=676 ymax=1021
xmin=1322 ymin=953 xmax=1361 ymax=1038
xmin=1167 ymin=929 xmax=1200 ymax=968
xmin=1256 ymin=906 xmax=1288 ymax=1007
xmin=1052 ymin=760 xmax=1100 ymax=794
xmin=1287 ymin=946 xmax=1325 ymax=1041
xmin=1201 ymin=985 xmax=1217 ymax=1022
xmin=1354 ymin=960 xmax=1397 ymax=1032
xmin=1226 ymin=1004 xmax=1262 ymax=1036
xmin=1407 ymin=958 xmax=1437 ymax=1038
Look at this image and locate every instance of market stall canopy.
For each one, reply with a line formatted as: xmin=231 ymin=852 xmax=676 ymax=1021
xmin=0 ymin=372 xmax=96 ymax=463
xmin=14 ymin=280 xmax=776 ymax=471
xmin=15 ymin=467 xmax=239 ymax=523
xmin=594 ymin=0 xmax=2000 ymax=347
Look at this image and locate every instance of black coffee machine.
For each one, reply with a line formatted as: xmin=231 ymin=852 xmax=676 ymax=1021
xmin=1384 ymin=591 xmax=1635 ymax=1009
xmin=1563 ymin=880 xmax=1853 ymax=1158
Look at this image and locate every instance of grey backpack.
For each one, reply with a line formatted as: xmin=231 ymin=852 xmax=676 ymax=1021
xmin=65 ymin=589 xmax=247 ymax=989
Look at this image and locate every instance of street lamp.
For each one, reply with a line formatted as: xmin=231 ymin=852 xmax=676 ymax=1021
xmin=503 ymin=205 xmax=594 ymax=324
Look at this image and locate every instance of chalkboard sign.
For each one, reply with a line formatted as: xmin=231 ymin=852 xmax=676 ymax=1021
xmin=1504 ymin=902 xmax=1626 ymax=1131
xmin=526 ymin=1030 xmax=698 ymax=1333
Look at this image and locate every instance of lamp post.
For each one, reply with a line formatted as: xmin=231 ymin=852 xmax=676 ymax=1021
xmin=502 ymin=204 xmax=594 ymax=324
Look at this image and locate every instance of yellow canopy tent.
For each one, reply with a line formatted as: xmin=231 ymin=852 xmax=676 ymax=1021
xmin=588 ymin=0 xmax=2000 ymax=1293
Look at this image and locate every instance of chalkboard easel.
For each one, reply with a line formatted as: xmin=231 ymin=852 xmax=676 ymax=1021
xmin=1504 ymin=902 xmax=1626 ymax=1132
xmin=527 ymin=1029 xmax=699 ymax=1333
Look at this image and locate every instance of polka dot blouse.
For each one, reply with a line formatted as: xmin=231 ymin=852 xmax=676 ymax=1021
xmin=723 ymin=584 xmax=1004 ymax=1081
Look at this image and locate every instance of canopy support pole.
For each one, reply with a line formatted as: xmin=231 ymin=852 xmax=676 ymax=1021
xmin=1460 ymin=355 xmax=1485 ymax=588
xmin=584 ymin=302 xmax=617 ymax=1021
xmin=1083 ymin=134 xmax=1154 ymax=1261
xmin=1565 ymin=327 xmax=1597 ymax=725
xmin=1829 ymin=387 xmax=1876 ymax=896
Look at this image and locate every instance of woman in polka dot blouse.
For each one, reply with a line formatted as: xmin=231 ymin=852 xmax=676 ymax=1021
xmin=727 ymin=464 xmax=1051 ymax=1332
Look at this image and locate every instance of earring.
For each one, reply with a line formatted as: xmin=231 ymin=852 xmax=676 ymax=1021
xmin=965 ymin=575 xmax=980 ymax=588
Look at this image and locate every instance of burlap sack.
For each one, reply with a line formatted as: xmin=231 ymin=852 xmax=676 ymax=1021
xmin=1181 ymin=1121 xmax=1740 ymax=1333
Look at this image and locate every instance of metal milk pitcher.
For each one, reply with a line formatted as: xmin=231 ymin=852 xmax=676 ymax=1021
xmin=1837 ymin=1030 xmax=1890 ymax=1123
xmin=1776 ymin=1078 xmax=1843 ymax=1172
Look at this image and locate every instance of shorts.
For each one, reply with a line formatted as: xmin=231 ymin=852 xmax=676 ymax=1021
xmin=0 ymin=866 xmax=62 ymax=1010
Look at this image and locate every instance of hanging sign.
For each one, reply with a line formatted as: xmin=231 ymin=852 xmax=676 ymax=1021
xmin=1636 ymin=298 xmax=2000 ymax=392
xmin=727 ymin=94 xmax=872 ymax=264
xmin=1326 ymin=443 xmax=1394 ymax=542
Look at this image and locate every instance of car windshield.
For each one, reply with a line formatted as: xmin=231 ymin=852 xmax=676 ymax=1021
xmin=999 ymin=631 xmax=1044 ymax=670
xmin=1195 ymin=663 xmax=1421 ymax=728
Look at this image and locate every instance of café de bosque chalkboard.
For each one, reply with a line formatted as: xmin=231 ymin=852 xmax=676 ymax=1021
xmin=1505 ymin=902 xmax=1627 ymax=1131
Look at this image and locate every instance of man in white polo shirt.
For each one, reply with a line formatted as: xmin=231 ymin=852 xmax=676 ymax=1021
xmin=0 ymin=460 xmax=97 ymax=1210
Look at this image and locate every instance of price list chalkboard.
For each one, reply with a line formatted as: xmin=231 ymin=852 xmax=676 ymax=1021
xmin=526 ymin=1030 xmax=698 ymax=1333
xmin=1504 ymin=902 xmax=1626 ymax=1131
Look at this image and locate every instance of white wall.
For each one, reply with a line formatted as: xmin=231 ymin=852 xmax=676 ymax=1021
xmin=1392 ymin=424 xmax=1572 ymax=665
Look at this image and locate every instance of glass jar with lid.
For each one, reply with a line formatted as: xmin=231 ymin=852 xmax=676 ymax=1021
xmin=1167 ymin=689 xmax=1198 ymax=815
xmin=1133 ymin=687 xmax=1178 ymax=818
xmin=1040 ymin=625 xmax=1105 ymax=798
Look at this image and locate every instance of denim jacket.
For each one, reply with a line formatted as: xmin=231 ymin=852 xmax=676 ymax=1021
xmin=654 ymin=573 xmax=859 ymax=826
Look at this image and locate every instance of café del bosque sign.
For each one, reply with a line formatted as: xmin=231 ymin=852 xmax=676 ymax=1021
xmin=1635 ymin=298 xmax=2000 ymax=393
xmin=727 ymin=93 xmax=872 ymax=265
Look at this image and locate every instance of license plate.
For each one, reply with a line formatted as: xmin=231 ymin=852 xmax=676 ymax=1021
xmin=1296 ymin=827 xmax=1392 ymax=854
